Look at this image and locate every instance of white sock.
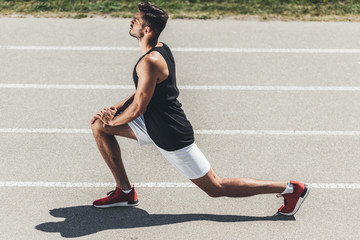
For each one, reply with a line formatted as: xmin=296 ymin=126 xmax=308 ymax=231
xmin=122 ymin=189 xmax=132 ymax=194
xmin=281 ymin=182 xmax=294 ymax=195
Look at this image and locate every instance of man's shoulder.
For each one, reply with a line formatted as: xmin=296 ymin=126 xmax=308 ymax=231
xmin=145 ymin=50 xmax=163 ymax=63
xmin=138 ymin=51 xmax=166 ymax=71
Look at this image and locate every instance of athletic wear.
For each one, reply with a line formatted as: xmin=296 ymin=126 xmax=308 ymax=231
xmin=93 ymin=187 xmax=139 ymax=208
xmin=132 ymin=43 xmax=194 ymax=151
xmin=277 ymin=180 xmax=310 ymax=216
xmin=157 ymin=142 xmax=211 ymax=180
xmin=127 ymin=114 xmax=153 ymax=146
xmin=127 ymin=112 xmax=211 ymax=179
xmin=281 ymin=182 xmax=294 ymax=195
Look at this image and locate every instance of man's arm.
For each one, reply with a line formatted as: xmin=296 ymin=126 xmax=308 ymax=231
xmin=97 ymin=55 xmax=161 ymax=127
xmin=90 ymin=93 xmax=135 ymax=125
xmin=113 ymin=93 xmax=135 ymax=112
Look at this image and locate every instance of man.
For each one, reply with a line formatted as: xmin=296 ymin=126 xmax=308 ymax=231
xmin=90 ymin=2 xmax=309 ymax=216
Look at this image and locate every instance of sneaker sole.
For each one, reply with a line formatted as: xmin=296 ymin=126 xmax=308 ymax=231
xmin=279 ymin=184 xmax=310 ymax=216
xmin=93 ymin=200 xmax=139 ymax=208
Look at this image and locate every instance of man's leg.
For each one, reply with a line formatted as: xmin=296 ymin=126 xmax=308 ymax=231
xmin=157 ymin=143 xmax=287 ymax=198
xmin=91 ymin=119 xmax=136 ymax=190
xmin=191 ymin=168 xmax=287 ymax=198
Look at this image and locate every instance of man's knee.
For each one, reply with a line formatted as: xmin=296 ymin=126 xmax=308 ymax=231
xmin=91 ymin=120 xmax=106 ymax=135
xmin=204 ymin=183 xmax=224 ymax=198
xmin=192 ymin=169 xmax=224 ymax=198
xmin=196 ymin=177 xmax=224 ymax=198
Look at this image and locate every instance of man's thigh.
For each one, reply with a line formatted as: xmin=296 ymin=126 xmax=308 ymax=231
xmin=91 ymin=119 xmax=137 ymax=140
xmin=157 ymin=143 xmax=211 ymax=180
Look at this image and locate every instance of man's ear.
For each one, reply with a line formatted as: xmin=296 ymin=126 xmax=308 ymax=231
xmin=144 ymin=26 xmax=152 ymax=34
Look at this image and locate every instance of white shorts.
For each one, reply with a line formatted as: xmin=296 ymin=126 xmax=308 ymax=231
xmin=127 ymin=114 xmax=211 ymax=179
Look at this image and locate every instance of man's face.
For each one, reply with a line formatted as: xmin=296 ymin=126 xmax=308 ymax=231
xmin=129 ymin=11 xmax=145 ymax=39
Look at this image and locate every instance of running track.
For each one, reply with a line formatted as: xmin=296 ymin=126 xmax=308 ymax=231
xmin=1 ymin=18 xmax=359 ymax=239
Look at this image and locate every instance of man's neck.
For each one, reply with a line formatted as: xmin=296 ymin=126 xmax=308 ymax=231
xmin=138 ymin=37 xmax=159 ymax=54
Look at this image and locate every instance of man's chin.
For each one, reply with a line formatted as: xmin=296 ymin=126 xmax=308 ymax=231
xmin=129 ymin=31 xmax=136 ymax=38
xmin=129 ymin=32 xmax=143 ymax=40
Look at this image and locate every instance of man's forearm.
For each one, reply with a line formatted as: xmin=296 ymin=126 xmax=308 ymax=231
xmin=114 ymin=93 xmax=135 ymax=112
xmin=110 ymin=101 xmax=143 ymax=126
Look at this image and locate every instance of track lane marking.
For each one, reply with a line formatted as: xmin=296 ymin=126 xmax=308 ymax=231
xmin=2 ymin=83 xmax=360 ymax=91
xmin=0 ymin=181 xmax=359 ymax=189
xmin=1 ymin=46 xmax=360 ymax=53
xmin=2 ymin=128 xmax=360 ymax=136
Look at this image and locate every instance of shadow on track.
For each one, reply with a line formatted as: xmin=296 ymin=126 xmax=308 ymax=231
xmin=35 ymin=205 xmax=295 ymax=238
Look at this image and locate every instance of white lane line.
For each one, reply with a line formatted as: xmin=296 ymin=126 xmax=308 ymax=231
xmin=0 ymin=46 xmax=139 ymax=51
xmin=174 ymin=48 xmax=360 ymax=54
xmin=2 ymin=128 xmax=360 ymax=136
xmin=196 ymin=130 xmax=360 ymax=136
xmin=0 ymin=83 xmax=135 ymax=90
xmin=311 ymin=183 xmax=360 ymax=189
xmin=1 ymin=46 xmax=360 ymax=53
xmin=0 ymin=128 xmax=92 ymax=134
xmin=2 ymin=83 xmax=360 ymax=91
xmin=0 ymin=181 xmax=196 ymax=188
xmin=0 ymin=181 xmax=359 ymax=189
xmin=180 ymin=85 xmax=360 ymax=91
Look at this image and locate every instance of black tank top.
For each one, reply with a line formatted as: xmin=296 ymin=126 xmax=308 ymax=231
xmin=133 ymin=43 xmax=194 ymax=151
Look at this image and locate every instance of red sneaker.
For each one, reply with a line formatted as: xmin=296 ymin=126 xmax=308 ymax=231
xmin=277 ymin=180 xmax=310 ymax=216
xmin=93 ymin=187 xmax=139 ymax=208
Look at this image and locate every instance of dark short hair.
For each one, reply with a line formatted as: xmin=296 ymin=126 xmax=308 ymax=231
xmin=138 ymin=2 xmax=168 ymax=38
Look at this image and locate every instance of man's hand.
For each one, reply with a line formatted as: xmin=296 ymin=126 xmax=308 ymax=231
xmin=90 ymin=106 xmax=117 ymax=127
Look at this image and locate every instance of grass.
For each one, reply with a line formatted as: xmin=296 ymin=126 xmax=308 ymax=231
xmin=1 ymin=0 xmax=360 ymax=21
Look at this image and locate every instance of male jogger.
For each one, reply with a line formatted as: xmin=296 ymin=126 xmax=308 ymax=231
xmin=90 ymin=2 xmax=309 ymax=216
